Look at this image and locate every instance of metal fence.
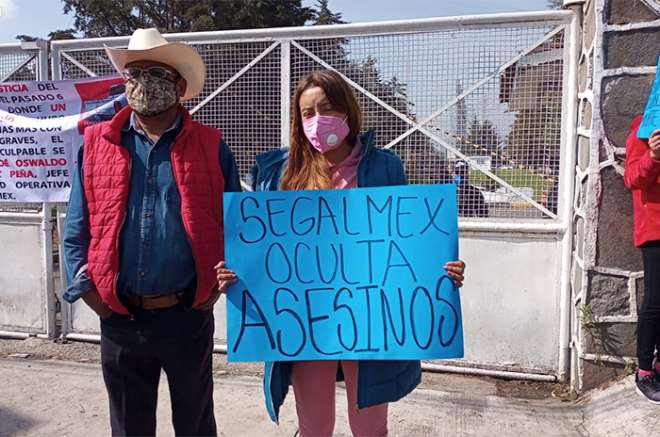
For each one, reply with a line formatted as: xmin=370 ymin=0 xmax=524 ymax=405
xmin=44 ymin=10 xmax=579 ymax=379
xmin=52 ymin=13 xmax=571 ymax=220
xmin=0 ymin=41 xmax=57 ymax=339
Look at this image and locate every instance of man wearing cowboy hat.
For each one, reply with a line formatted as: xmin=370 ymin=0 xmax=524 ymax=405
xmin=63 ymin=28 xmax=241 ymax=436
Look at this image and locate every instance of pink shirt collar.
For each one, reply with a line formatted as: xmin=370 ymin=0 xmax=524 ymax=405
xmin=328 ymin=138 xmax=363 ymax=189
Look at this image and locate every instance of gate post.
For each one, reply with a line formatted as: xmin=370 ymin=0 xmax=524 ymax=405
xmin=558 ymin=4 xmax=582 ymax=384
xmin=281 ymin=39 xmax=291 ymax=148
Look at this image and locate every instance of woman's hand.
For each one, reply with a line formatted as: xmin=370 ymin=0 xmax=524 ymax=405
xmin=215 ymin=261 xmax=238 ymax=294
xmin=649 ymin=130 xmax=660 ymax=160
xmin=197 ymin=261 xmax=238 ymax=311
xmin=444 ymin=260 xmax=466 ymax=288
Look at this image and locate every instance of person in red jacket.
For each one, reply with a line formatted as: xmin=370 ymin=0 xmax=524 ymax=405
xmin=624 ymin=115 xmax=660 ymax=403
xmin=63 ymin=28 xmax=241 ymax=435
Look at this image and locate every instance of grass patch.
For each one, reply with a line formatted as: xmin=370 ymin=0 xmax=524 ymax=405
xmin=469 ymin=168 xmax=554 ymax=201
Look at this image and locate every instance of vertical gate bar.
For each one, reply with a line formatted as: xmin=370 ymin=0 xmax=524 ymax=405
xmin=557 ymin=7 xmax=581 ymax=383
xmin=42 ymin=205 xmax=56 ymax=338
xmin=36 ymin=40 xmax=49 ymax=81
xmin=36 ymin=39 xmax=58 ymax=338
xmin=57 ymin=204 xmax=71 ymax=337
xmin=280 ymin=39 xmax=291 ymax=148
xmin=51 ymin=45 xmax=62 ymax=81
xmin=50 ymin=45 xmax=69 ymax=336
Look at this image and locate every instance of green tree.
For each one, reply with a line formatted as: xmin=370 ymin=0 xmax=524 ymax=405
xmin=547 ymin=0 xmax=563 ymax=9
xmin=48 ymin=29 xmax=78 ymax=41
xmin=16 ymin=29 xmax=77 ymax=42
xmin=15 ymin=35 xmax=38 ymax=42
xmin=59 ymin=0 xmax=316 ymax=37
xmin=11 ymin=29 xmax=78 ymax=82
xmin=507 ymin=101 xmax=561 ymax=172
xmin=454 ymin=79 xmax=467 ymax=149
xmin=466 ymin=116 xmax=499 ymax=162
xmin=313 ymin=0 xmax=345 ymax=25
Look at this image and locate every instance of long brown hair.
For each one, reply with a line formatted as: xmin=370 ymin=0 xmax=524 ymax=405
xmin=280 ymin=70 xmax=362 ymax=190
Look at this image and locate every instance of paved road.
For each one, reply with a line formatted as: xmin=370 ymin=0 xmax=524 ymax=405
xmin=0 ymin=358 xmax=589 ymax=437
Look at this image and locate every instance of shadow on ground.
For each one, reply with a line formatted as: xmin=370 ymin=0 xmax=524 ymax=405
xmin=0 ymin=406 xmax=40 ymax=437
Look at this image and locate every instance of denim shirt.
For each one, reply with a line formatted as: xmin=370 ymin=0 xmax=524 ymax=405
xmin=62 ymin=113 xmax=242 ymax=302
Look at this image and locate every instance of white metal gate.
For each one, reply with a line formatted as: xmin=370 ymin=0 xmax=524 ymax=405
xmin=0 ymin=40 xmax=57 ymax=339
xmin=50 ymin=10 xmax=578 ymax=380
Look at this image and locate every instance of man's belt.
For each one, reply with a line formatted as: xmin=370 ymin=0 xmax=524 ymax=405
xmin=125 ymin=293 xmax=181 ymax=310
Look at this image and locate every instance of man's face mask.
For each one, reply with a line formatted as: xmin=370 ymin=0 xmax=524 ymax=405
xmin=123 ymin=66 xmax=180 ymax=116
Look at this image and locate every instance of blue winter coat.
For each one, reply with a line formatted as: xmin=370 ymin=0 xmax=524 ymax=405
xmin=250 ymin=130 xmax=422 ymax=422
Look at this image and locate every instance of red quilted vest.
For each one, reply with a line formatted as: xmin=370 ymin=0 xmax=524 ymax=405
xmin=82 ymin=106 xmax=225 ymax=314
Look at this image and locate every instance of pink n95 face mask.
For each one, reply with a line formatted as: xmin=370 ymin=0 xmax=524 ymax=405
xmin=302 ymin=114 xmax=350 ymax=154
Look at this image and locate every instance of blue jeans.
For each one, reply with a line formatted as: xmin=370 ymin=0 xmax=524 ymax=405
xmin=638 ymin=241 xmax=660 ymax=371
xmin=100 ymin=305 xmax=216 ymax=436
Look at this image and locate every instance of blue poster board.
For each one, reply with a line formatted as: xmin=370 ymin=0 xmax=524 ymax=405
xmin=638 ymin=54 xmax=660 ymax=139
xmin=223 ymin=184 xmax=463 ymax=362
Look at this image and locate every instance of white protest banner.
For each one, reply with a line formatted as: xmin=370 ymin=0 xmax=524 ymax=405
xmin=0 ymin=77 xmax=126 ymax=202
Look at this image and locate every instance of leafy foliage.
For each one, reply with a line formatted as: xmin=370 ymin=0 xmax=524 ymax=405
xmin=466 ymin=116 xmax=499 ymax=158
xmin=312 ymin=0 xmax=345 ymax=25
xmin=59 ymin=0 xmax=316 ymax=37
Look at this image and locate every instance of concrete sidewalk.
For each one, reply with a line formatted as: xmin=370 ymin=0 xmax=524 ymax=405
xmin=0 ymin=357 xmax=591 ymax=437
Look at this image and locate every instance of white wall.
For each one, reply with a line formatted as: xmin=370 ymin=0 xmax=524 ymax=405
xmin=70 ymin=294 xmax=228 ymax=342
xmin=455 ymin=230 xmax=562 ymax=373
xmin=68 ymin=300 xmax=100 ymax=334
xmin=0 ymin=221 xmax=47 ymax=333
xmin=66 ymin=231 xmax=563 ymax=375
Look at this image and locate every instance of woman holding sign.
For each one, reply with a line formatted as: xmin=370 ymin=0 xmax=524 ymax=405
xmin=624 ymin=116 xmax=660 ymax=404
xmin=217 ymin=70 xmax=465 ymax=436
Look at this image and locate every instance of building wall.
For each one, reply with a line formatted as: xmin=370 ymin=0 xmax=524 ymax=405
xmin=570 ymin=0 xmax=660 ymax=390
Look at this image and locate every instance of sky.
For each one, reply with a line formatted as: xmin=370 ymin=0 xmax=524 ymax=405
xmin=0 ymin=0 xmax=555 ymax=43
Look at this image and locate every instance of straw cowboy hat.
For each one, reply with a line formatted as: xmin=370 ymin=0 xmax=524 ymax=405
xmin=105 ymin=28 xmax=205 ymax=101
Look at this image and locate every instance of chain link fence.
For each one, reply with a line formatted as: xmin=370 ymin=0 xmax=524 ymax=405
xmin=52 ymin=14 xmax=570 ymax=221
xmin=0 ymin=41 xmax=56 ymax=338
